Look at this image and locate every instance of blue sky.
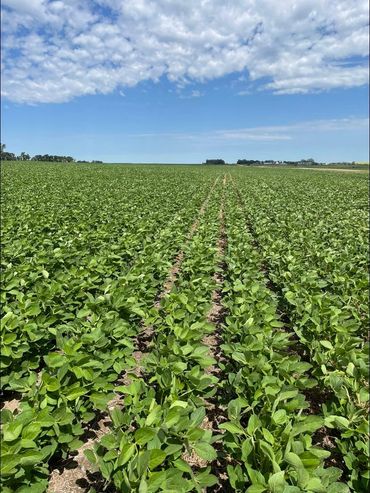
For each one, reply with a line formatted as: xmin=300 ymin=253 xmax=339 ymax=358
xmin=1 ymin=0 xmax=369 ymax=163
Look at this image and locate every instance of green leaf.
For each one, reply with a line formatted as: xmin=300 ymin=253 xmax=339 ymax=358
xmin=0 ymin=454 xmax=19 ymax=475
xmin=173 ymin=458 xmax=192 ymax=473
xmin=19 ymin=450 xmax=45 ymax=466
xmin=219 ymin=422 xmax=245 ymax=435
xmin=291 ymin=416 xmax=323 ymax=436
xmin=84 ymin=449 xmax=96 ymax=465
xmin=3 ymin=421 xmax=23 ymax=441
xmin=242 ymin=438 xmax=253 ymax=461
xmin=77 ymin=308 xmax=90 ymax=318
xmin=330 ymin=416 xmax=350 ymax=429
xmin=190 ymin=407 xmax=206 ymax=428
xmin=110 ymin=407 xmax=126 ymax=427
xmin=20 ymin=439 xmax=37 ymax=448
xmin=262 ymin=428 xmax=275 ymax=445
xmin=145 ymin=406 xmax=161 ymax=427
xmin=327 ymin=484 xmax=350 ymax=493
xmin=15 ymin=483 xmax=47 ymax=493
xmin=193 ymin=442 xmax=217 ymax=462
xmin=65 ymin=386 xmax=86 ymax=400
xmin=100 ymin=433 xmax=116 ymax=449
xmin=285 ymin=452 xmax=304 ymax=469
xmin=42 ymin=348 xmax=64 ymax=371
xmin=268 ymin=471 xmax=285 ymax=492
xmin=43 ymin=375 xmax=60 ymax=392
xmin=139 ymin=476 xmax=148 ymax=493
xmin=90 ymin=392 xmax=115 ymax=410
xmin=320 ymin=340 xmax=333 ymax=350
xmin=246 ymin=485 xmax=266 ymax=493
xmin=147 ymin=470 xmax=167 ymax=491
xmin=247 ymin=414 xmax=261 ymax=435
xmin=259 ymin=440 xmax=276 ymax=462
xmin=272 ymin=409 xmax=287 ymax=425
xmin=232 ymin=352 xmax=247 ymax=364
xmin=117 ymin=443 xmax=135 ymax=466
xmin=26 ymin=303 xmax=41 ymax=316
xmin=170 ymin=400 xmax=188 ymax=409
xmin=164 ymin=444 xmax=182 ymax=455
xmin=149 ymin=449 xmax=167 ymax=469
xmin=22 ymin=423 xmax=42 ymax=440
xmin=305 ymin=477 xmax=324 ymax=491
xmin=135 ymin=427 xmax=157 ymax=446
xmin=69 ymin=438 xmax=84 ymax=450
xmin=195 ymin=469 xmax=218 ymax=487
xmin=164 ymin=408 xmax=181 ymax=427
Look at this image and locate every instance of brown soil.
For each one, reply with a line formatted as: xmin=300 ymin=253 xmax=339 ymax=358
xmin=1 ymin=398 xmax=20 ymax=413
xmin=47 ymin=418 xmax=112 ymax=493
xmin=192 ymin=175 xmax=231 ymax=489
xmin=313 ymin=426 xmax=348 ymax=476
xmin=203 ymin=175 xmax=227 ymax=371
xmin=182 ymin=417 xmax=214 ymax=468
xmin=181 ymin=176 xmax=228 ymax=475
xmin=303 ymin=387 xmax=335 ymax=415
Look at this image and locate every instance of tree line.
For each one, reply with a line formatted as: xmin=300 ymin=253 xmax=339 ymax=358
xmin=0 ymin=143 xmax=103 ymax=163
xmin=203 ymin=158 xmax=320 ymax=165
xmin=0 ymin=143 xmax=75 ymax=162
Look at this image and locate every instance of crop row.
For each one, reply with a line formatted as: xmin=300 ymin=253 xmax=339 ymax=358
xmin=0 ymin=166 xmax=218 ymax=492
xmin=1 ymin=164 xmax=368 ymax=493
xmin=217 ymin=179 xmax=350 ymax=492
xmin=83 ymin=176 xmax=225 ymax=492
xmin=84 ymin=175 xmax=354 ymax=492
xmin=1 ymin=166 xmax=213 ymax=390
xmin=230 ymin=170 xmax=369 ymax=492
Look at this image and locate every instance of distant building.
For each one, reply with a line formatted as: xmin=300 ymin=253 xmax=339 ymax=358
xmin=298 ymin=158 xmax=317 ymax=165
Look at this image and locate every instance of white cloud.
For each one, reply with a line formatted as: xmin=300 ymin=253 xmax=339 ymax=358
xmin=179 ymin=89 xmax=204 ymax=99
xmin=1 ymin=0 xmax=369 ymax=103
xmin=128 ymin=117 xmax=369 ymax=142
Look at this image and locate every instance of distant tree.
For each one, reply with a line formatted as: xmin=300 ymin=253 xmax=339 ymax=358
xmin=31 ymin=154 xmax=75 ymax=162
xmin=237 ymin=159 xmax=261 ymax=165
xmin=0 ymin=152 xmax=16 ymax=161
xmin=299 ymin=158 xmax=317 ymax=165
xmin=204 ymin=159 xmax=225 ymax=165
xmin=18 ymin=152 xmax=30 ymax=161
xmin=0 ymin=143 xmax=16 ymax=160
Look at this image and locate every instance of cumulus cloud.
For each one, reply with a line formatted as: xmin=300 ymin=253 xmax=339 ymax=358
xmin=1 ymin=0 xmax=369 ymax=103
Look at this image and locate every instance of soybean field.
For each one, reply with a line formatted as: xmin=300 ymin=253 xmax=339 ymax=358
xmin=1 ymin=162 xmax=369 ymax=493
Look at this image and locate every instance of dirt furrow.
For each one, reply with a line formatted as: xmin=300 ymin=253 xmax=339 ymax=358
xmin=198 ymin=174 xmax=231 ymax=490
xmin=204 ymin=174 xmax=227 ymax=376
xmin=154 ymin=175 xmax=220 ymax=307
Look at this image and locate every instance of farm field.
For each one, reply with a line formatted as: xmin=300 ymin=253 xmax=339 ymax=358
xmin=1 ymin=162 xmax=369 ymax=493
